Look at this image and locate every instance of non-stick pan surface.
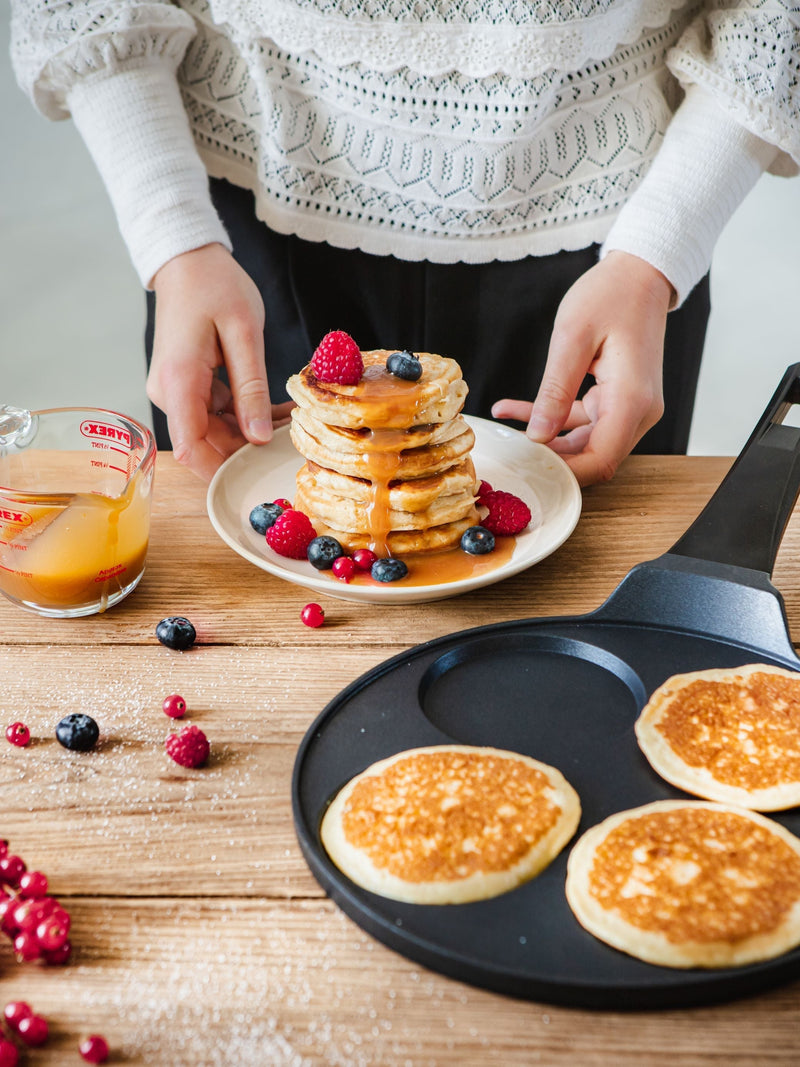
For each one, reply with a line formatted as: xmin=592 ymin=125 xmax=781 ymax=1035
xmin=292 ymin=365 xmax=800 ymax=1009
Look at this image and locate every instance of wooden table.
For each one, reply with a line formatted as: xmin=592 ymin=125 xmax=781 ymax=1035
xmin=2 ymin=453 xmax=800 ymax=1065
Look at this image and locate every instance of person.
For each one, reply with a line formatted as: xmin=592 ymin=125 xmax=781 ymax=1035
xmin=10 ymin=0 xmax=798 ymax=486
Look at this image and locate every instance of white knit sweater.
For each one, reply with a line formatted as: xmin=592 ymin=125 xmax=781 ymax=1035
xmin=10 ymin=0 xmax=800 ymax=302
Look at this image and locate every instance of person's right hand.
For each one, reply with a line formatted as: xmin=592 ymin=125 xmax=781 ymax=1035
xmin=147 ymin=242 xmax=294 ymax=481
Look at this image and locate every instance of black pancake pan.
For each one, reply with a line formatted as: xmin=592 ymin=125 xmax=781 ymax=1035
xmin=292 ymin=364 xmax=800 ymax=1009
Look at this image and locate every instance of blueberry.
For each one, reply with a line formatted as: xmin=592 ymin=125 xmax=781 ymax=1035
xmin=156 ymin=616 xmax=197 ymax=651
xmin=370 ymin=557 xmax=409 ymax=583
xmin=55 ymin=713 xmax=99 ymax=752
xmin=249 ymin=502 xmax=283 ymax=534
xmin=386 ymin=350 xmax=422 ymax=382
xmin=307 ymin=535 xmax=345 ymax=570
xmin=460 ymin=525 xmax=496 ymax=555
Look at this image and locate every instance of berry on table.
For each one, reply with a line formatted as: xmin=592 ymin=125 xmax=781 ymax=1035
xmin=5 ymin=722 xmax=30 ymax=747
xmin=0 ymin=1038 xmax=18 ymax=1067
xmin=370 ymin=557 xmax=408 ymax=583
xmin=18 ymin=870 xmax=48 ymax=899
xmin=55 ymin=713 xmax=100 ymax=752
xmin=79 ymin=1034 xmax=110 ymax=1064
xmin=480 ymin=489 xmax=532 ymax=536
xmin=0 ymin=854 xmax=26 ymax=887
xmin=248 ymin=502 xmax=283 ymax=534
xmin=266 ymin=509 xmax=317 ymax=559
xmin=310 ymin=331 xmax=363 ymax=385
xmin=351 ymin=548 xmax=377 ymax=572
xmin=386 ymin=350 xmax=422 ymax=381
xmin=13 ymin=931 xmax=41 ymax=962
xmin=35 ymin=912 xmax=70 ymax=951
xmin=460 ymin=525 xmax=496 ymax=555
xmin=3 ymin=1001 xmax=33 ymax=1031
xmin=165 ymin=724 xmax=210 ymax=768
xmin=17 ymin=1012 xmax=48 ymax=1047
xmin=155 ymin=616 xmax=197 ymax=651
xmin=307 ymin=535 xmax=344 ymax=570
xmin=162 ymin=694 xmax=187 ymax=719
xmin=300 ymin=603 xmax=325 ymax=628
xmin=331 ymin=556 xmax=356 ymax=582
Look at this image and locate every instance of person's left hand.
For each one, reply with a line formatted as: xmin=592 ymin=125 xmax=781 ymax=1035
xmin=491 ymin=250 xmax=675 ymax=486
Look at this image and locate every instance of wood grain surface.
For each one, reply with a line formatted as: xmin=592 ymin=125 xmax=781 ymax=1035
xmin=1 ymin=452 xmax=799 ymax=1065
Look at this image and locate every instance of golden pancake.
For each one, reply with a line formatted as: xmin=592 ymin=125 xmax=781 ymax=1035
xmin=291 ymin=406 xmax=464 ymax=456
xmin=286 ymin=349 xmax=468 ymax=429
xmin=635 ymin=664 xmax=800 ymax=811
xmin=293 ymin=498 xmax=478 ymax=554
xmin=565 ymin=800 xmax=800 ymax=968
xmin=320 ymin=745 xmax=581 ymax=904
xmin=289 ymin=410 xmax=476 ymax=482
xmin=295 ymin=463 xmax=477 ymax=533
xmin=301 ymin=457 xmax=478 ymax=512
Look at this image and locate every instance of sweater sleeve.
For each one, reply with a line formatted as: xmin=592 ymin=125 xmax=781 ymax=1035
xmin=600 ymin=86 xmax=779 ymax=307
xmin=10 ymin=1 xmax=231 ymax=288
xmin=601 ymin=0 xmax=799 ymax=306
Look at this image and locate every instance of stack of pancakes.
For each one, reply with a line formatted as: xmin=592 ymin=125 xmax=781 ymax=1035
xmin=286 ymin=349 xmax=479 ymax=554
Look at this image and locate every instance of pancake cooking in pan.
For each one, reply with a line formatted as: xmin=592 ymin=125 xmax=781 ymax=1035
xmin=635 ymin=664 xmax=800 ymax=811
xmin=321 ymin=745 xmax=581 ymax=905
xmin=565 ymin=801 xmax=800 ymax=969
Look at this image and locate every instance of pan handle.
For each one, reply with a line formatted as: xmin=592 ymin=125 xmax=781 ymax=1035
xmin=669 ymin=362 xmax=800 ymax=575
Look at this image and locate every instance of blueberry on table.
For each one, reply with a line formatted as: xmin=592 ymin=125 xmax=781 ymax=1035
xmin=386 ymin=350 xmax=422 ymax=381
xmin=249 ymin=502 xmax=283 ymax=534
xmin=460 ymin=525 xmax=496 ymax=555
xmin=55 ymin=713 xmax=99 ymax=752
xmin=307 ymin=535 xmax=344 ymax=570
xmin=155 ymin=616 xmax=197 ymax=651
xmin=370 ymin=557 xmax=409 ymax=583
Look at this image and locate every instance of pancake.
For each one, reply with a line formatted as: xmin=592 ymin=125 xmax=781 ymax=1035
xmin=295 ymin=463 xmax=478 ymax=533
xmin=635 ymin=664 xmax=800 ymax=811
xmin=565 ymin=800 xmax=800 ymax=968
xmin=291 ymin=406 xmax=465 ymax=455
xmin=301 ymin=458 xmax=478 ymax=512
xmin=320 ymin=745 xmax=581 ymax=904
xmin=289 ymin=409 xmax=476 ymax=482
xmin=293 ymin=499 xmax=478 ymax=554
xmin=287 ymin=349 xmax=468 ymax=429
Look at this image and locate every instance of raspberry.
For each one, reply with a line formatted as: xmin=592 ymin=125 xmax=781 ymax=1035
xmin=310 ymin=331 xmax=363 ymax=385
xmin=476 ymin=479 xmax=493 ymax=501
xmin=165 ymin=724 xmax=210 ymax=769
xmin=480 ymin=490 xmax=531 ymax=536
xmin=266 ymin=509 xmax=317 ymax=559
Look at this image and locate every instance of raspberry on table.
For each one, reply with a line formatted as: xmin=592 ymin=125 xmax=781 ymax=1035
xmin=266 ymin=509 xmax=317 ymax=559
xmin=480 ymin=489 xmax=532 ymax=536
xmin=310 ymin=331 xmax=363 ymax=385
xmin=165 ymin=724 xmax=210 ymax=769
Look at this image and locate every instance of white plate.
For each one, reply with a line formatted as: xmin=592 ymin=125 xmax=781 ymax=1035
xmin=206 ymin=416 xmax=582 ymax=604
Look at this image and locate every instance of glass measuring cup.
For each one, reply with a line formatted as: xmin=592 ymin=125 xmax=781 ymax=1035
xmin=0 ymin=406 xmax=156 ymax=617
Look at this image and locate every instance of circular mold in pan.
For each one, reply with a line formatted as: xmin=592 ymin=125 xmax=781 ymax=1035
xmin=292 ymin=616 xmax=800 ymax=1009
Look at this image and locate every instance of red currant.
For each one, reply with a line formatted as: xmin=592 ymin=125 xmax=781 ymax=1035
xmin=300 ymin=603 xmax=325 ymax=628
xmin=41 ymin=938 xmax=72 ymax=965
xmin=0 ymin=841 xmax=7 ymax=859
xmin=17 ymin=1012 xmax=48 ymax=1047
xmin=5 ymin=722 xmax=30 ymax=747
xmin=79 ymin=1034 xmax=110 ymax=1064
xmin=18 ymin=870 xmax=48 ymax=899
xmin=0 ymin=854 xmax=26 ymax=887
xmin=0 ymin=1038 xmax=18 ymax=1067
xmin=14 ymin=930 xmax=41 ymax=962
xmin=351 ymin=549 xmax=377 ymax=571
xmin=273 ymin=498 xmax=292 ymax=510
xmin=36 ymin=911 xmax=70 ymax=951
xmin=331 ymin=556 xmax=356 ymax=582
xmin=162 ymin=694 xmax=187 ymax=719
xmin=3 ymin=1001 xmax=33 ymax=1031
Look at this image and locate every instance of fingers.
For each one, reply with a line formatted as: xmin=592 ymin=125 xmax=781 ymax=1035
xmin=218 ymin=316 xmax=272 ymax=445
